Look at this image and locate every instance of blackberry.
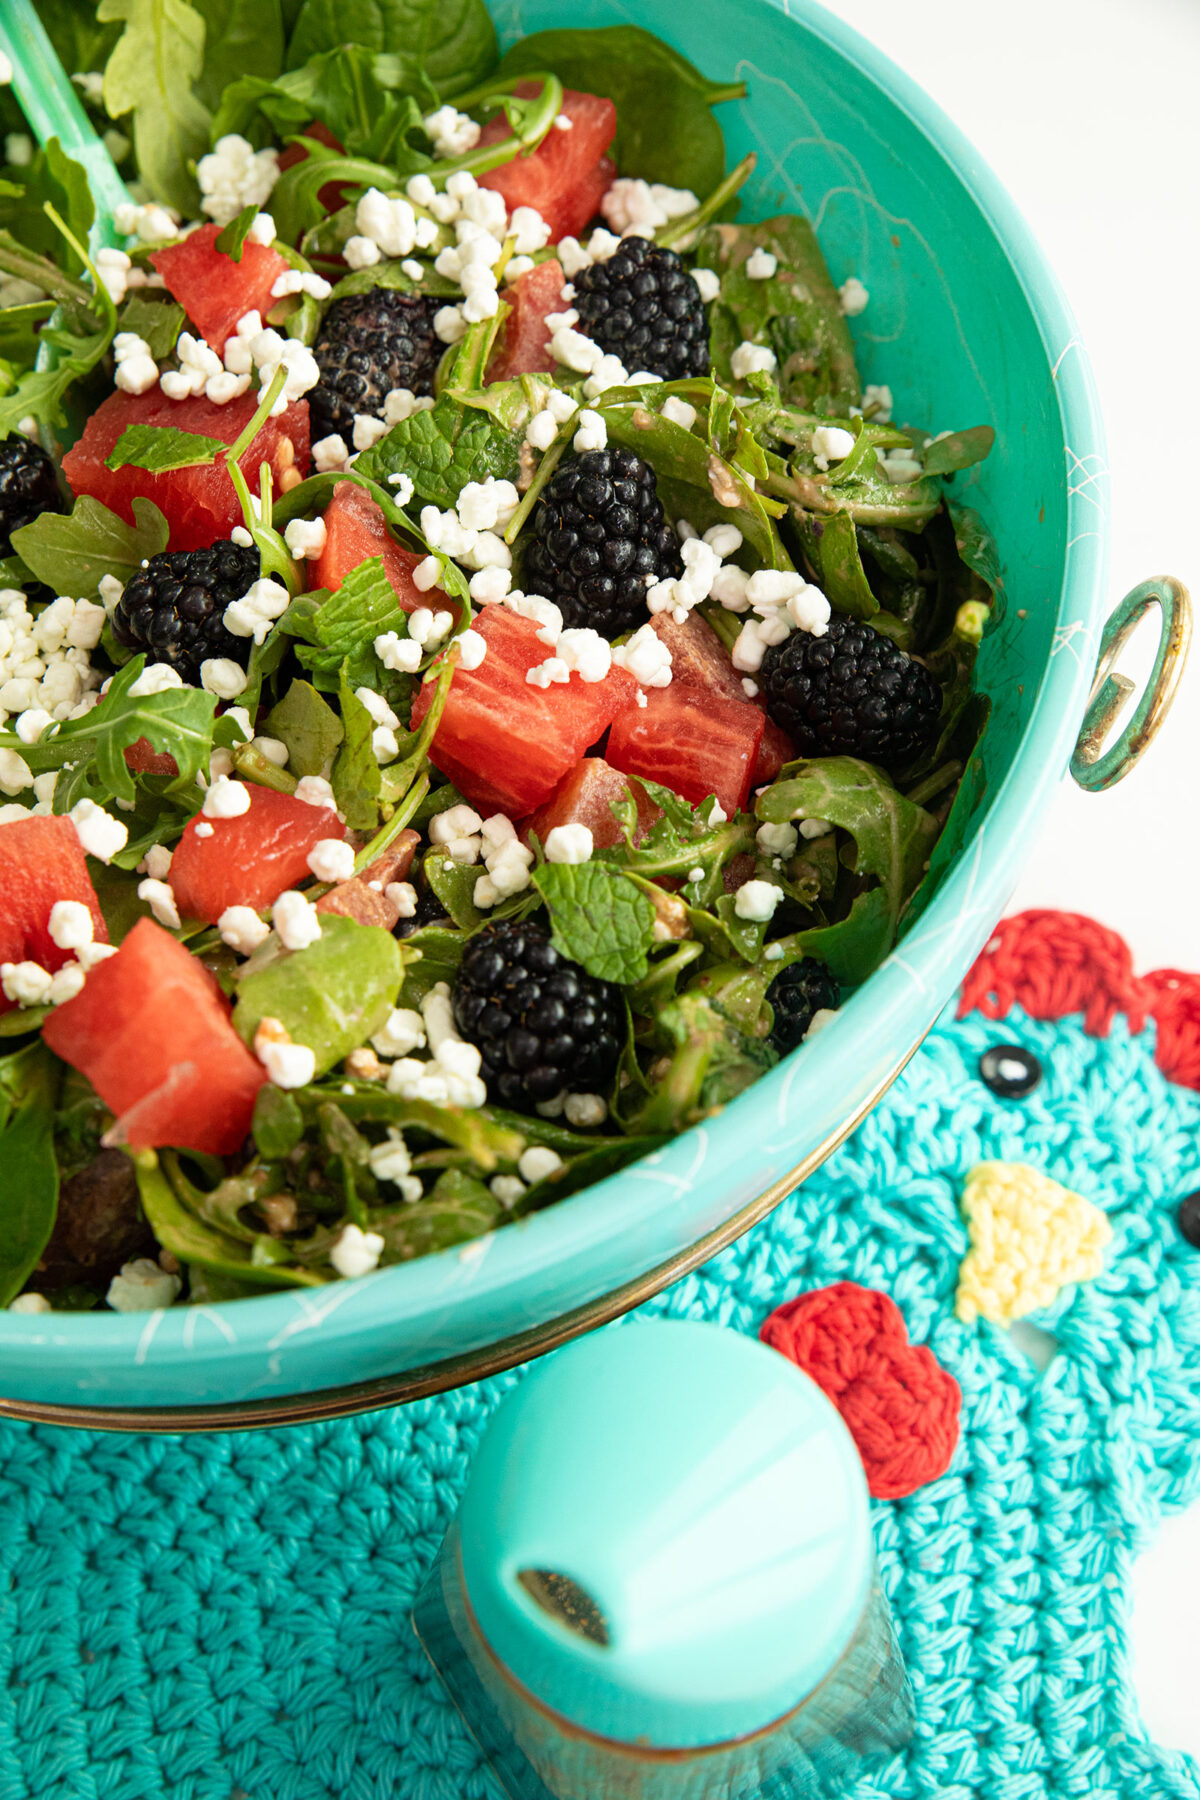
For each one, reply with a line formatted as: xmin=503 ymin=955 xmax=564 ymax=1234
xmin=309 ymin=289 xmax=442 ymax=442
xmin=759 ymin=615 xmax=941 ymax=770
xmin=396 ymin=883 xmax=449 ymax=940
xmin=453 ymin=920 xmax=623 ymax=1110
xmin=767 ymin=959 xmax=839 ymax=1057
xmin=573 ymin=236 xmax=709 ymax=381
xmin=523 ymin=447 xmax=681 ymax=637
xmin=0 ymin=433 xmax=63 ymax=558
xmin=113 ymin=541 xmax=259 ymax=683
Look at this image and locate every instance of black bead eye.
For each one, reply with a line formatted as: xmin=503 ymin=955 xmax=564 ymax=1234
xmin=979 ymin=1043 xmax=1043 ymax=1099
xmin=1177 ymin=1190 xmax=1200 ymax=1248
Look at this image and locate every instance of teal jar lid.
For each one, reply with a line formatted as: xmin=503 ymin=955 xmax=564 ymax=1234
xmin=457 ymin=1319 xmax=872 ymax=1748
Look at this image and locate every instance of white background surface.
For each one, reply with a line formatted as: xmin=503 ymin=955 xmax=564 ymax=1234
xmin=828 ymin=0 xmax=1199 ymax=1759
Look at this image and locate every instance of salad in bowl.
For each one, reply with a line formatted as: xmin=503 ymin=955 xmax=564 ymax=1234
xmin=0 ymin=0 xmax=996 ymax=1319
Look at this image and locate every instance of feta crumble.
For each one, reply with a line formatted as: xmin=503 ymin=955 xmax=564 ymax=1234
xmin=272 ymin=890 xmax=322 ymax=950
xmin=331 ymin=1223 xmax=386 ymax=1278
xmin=734 ymin=879 xmax=783 ymax=922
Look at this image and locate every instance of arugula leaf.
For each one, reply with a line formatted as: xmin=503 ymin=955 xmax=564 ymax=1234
xmin=192 ymin=0 xmax=284 ymax=114
xmin=264 ymin=679 xmax=343 ymax=778
xmin=0 ymin=1045 xmax=61 ymax=1309
xmin=423 ymin=847 xmax=483 ymax=932
xmin=923 ymin=425 xmax=995 ymax=478
xmin=135 ymin=1152 xmax=324 ymax=1287
xmin=234 ymin=914 xmax=406 ymax=1075
xmin=285 ymin=0 xmax=498 ymax=99
xmin=354 ymin=395 xmax=523 ymax=510
xmin=0 ymin=302 xmax=54 ymax=371
xmin=105 ymin=423 xmax=226 ymax=473
xmin=629 ymin=989 xmax=774 ymax=1134
xmin=215 ymin=48 xmax=428 ymax=165
xmin=0 ymin=312 xmax=112 ymax=434
xmin=116 ymin=293 xmax=186 ymax=359
xmin=757 ymin=758 xmax=938 ymax=982
xmin=700 ymin=217 xmax=861 ymax=415
xmin=371 ymin=1169 xmax=502 ymax=1260
xmin=99 ymin=0 xmax=212 ymax=215
xmin=331 ymin=672 xmax=382 ymax=830
xmin=496 ymin=26 xmax=742 ymax=196
xmin=0 ymin=654 xmax=215 ymax=809
xmin=533 ymin=862 xmax=656 ymax=985
xmin=795 ymin=509 xmax=879 ymax=620
xmin=251 ymin=1084 xmax=304 ymax=1159
xmin=0 ymin=139 xmax=96 ymax=272
xmin=12 ymin=495 xmax=169 ymax=599
xmin=214 ymin=202 xmax=259 ymax=262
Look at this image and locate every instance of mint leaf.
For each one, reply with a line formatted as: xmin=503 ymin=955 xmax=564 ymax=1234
xmin=105 ymin=423 xmax=227 ymax=473
xmin=11 ymin=495 xmax=169 ymax=598
xmin=117 ymin=293 xmax=186 ymax=359
xmin=354 ymin=396 xmax=523 ymax=510
xmin=311 ymin=555 xmax=408 ymax=658
xmin=923 ymin=425 xmax=995 ymax=478
xmin=234 ymin=914 xmax=405 ymax=1076
xmin=99 ymin=0 xmax=212 ymax=216
xmin=214 ymin=201 xmax=259 ymax=263
xmin=533 ymin=862 xmax=656 ymax=985
xmin=264 ymin=679 xmax=344 ymax=778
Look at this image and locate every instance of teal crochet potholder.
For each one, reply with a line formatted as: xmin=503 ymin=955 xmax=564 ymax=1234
xmin=1 ymin=909 xmax=1198 ymax=1800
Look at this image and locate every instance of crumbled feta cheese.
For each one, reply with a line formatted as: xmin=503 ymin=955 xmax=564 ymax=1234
xmin=525 ymin=407 xmax=559 ymax=451
xmin=200 ymin=657 xmax=248 ymax=699
xmin=255 ymin=1018 xmax=316 ymax=1088
xmin=456 ymin=477 xmax=520 ymax=532
xmin=806 ymin=1006 xmax=838 ymax=1038
xmin=202 ymin=775 xmax=252 ymax=820
xmin=328 ymin=1223 xmax=385 ymax=1278
xmin=838 ymin=276 xmax=869 ymax=316
xmin=734 ymin=878 xmax=783 ymax=922
xmin=197 ymin=134 xmax=279 ymax=226
xmin=367 ymin=1129 xmax=423 ymax=1201
xmin=490 ymin=1175 xmax=527 ymax=1207
xmin=218 ymin=905 xmax=271 ymax=955
xmin=691 ymin=267 xmax=720 ymax=303
xmin=661 ymin=395 xmax=697 ymax=431
xmin=600 ymin=178 xmax=698 ymax=235
xmin=128 ymin=661 xmax=184 ymax=699
xmin=551 ymin=326 xmax=603 ymax=374
xmin=294 ymin=775 xmax=338 ymax=810
xmin=343 ymin=234 xmax=382 ymax=270
xmin=354 ymin=686 xmax=401 ymax=731
xmin=506 ymin=593 xmax=563 ymax=645
xmin=70 ymin=799 xmax=127 ymax=863
xmin=269 ymin=269 xmax=332 ymax=301
xmin=433 ymin=304 xmax=467 ymax=344
xmin=424 ymin=105 xmax=481 ymax=158
xmin=526 ymin=655 xmax=570 ymax=688
xmin=811 ymin=424 xmax=856 ymax=470
xmin=9 ymin=1289 xmax=51 ymax=1314
xmin=307 ymin=838 xmax=355 ymax=882
xmin=746 ymin=247 xmax=778 ymax=279
xmin=106 ymin=1258 xmax=183 ymax=1311
xmin=612 ymin=622 xmax=672 ymax=688
xmin=385 ymin=881 xmax=417 ymax=917
xmin=273 ymin=889 xmax=322 ymax=949
xmin=352 ymin=413 xmax=389 ymax=452
xmin=563 ymin=1092 xmax=607 ymax=1128
xmin=555 ymin=628 xmax=611 ymax=683
xmin=224 ymin=576 xmax=290 ymax=643
xmin=879 ymin=451 xmax=924 ymax=485
xmin=756 ymin=821 xmax=798 ymax=858
xmin=374 ymin=630 xmax=422 ymax=674
xmin=0 ymin=748 xmax=30 ymax=795
xmin=94 ymin=247 xmax=131 ymax=303
xmin=77 ymin=941 xmax=118 ymax=971
xmin=49 ymin=899 xmax=94 ymax=951
xmin=429 ymin=804 xmax=484 ymax=845
xmin=730 ymin=340 xmax=777 ymax=380
xmin=469 ymin=566 xmax=510 ymax=606
xmin=372 ymin=725 xmax=399 ymax=763
xmin=798 ymin=817 xmax=834 ymax=840
xmin=573 ymin=407 xmax=607 ymax=452
xmin=98 ymin=575 xmax=124 ymax=615
xmin=141 ymin=844 xmax=172 ymax=881
xmin=458 ymin=629 xmax=488 ymax=671
xmin=0 ymin=960 xmax=51 ymax=1007
xmin=249 ymin=736 xmax=288 ymax=769
xmin=582 ymin=353 xmax=631 ymax=399
xmin=544 ymin=823 xmax=593 ymax=864
xmin=863 ymin=383 xmax=893 ymax=422
xmin=137 ymin=877 xmax=181 ymax=929
xmin=372 ymin=1008 xmax=426 ymax=1058
xmin=518 ymin=1145 xmax=564 ymax=1184
xmin=383 ymin=387 xmax=431 ymax=427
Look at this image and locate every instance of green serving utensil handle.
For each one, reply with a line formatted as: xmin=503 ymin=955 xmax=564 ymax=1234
xmin=1070 ymin=576 xmax=1193 ymax=791
xmin=0 ymin=0 xmax=131 ymax=251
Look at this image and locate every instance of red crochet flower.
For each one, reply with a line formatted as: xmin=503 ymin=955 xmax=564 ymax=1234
xmin=760 ymin=1282 xmax=961 ymax=1500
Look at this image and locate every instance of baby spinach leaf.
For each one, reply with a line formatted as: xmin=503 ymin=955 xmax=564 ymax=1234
xmin=533 ymin=862 xmax=656 ymax=986
xmin=192 ymin=0 xmax=284 ymax=114
xmin=264 ymin=679 xmax=344 ymax=778
xmin=105 ymin=423 xmax=226 ymax=473
xmin=923 ymin=425 xmax=994 ymax=478
xmin=700 ymin=217 xmax=861 ymax=415
xmin=795 ymin=510 xmax=879 ymax=619
xmin=0 ymin=1044 xmax=61 ymax=1309
xmin=98 ymin=0 xmax=213 ymax=215
xmin=495 ymin=26 xmax=743 ymax=195
xmin=424 ymin=847 xmax=483 ymax=932
xmin=355 ymin=395 xmax=523 ymax=511
xmin=116 ymin=294 xmax=186 ymax=360
xmin=216 ymin=48 xmax=428 ymax=165
xmin=12 ymin=495 xmax=169 ymax=599
xmin=757 ymin=757 xmax=938 ymax=982
xmin=285 ymin=0 xmax=498 ymax=101
xmin=630 ymin=989 xmax=773 ymax=1135
xmin=234 ymin=914 xmax=406 ymax=1074
xmin=251 ymin=1084 xmax=304 ymax=1159
xmin=395 ymin=924 xmax=463 ymax=1007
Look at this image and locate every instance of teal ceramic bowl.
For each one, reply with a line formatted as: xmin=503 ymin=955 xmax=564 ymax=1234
xmin=0 ymin=0 xmax=1112 ymax=1422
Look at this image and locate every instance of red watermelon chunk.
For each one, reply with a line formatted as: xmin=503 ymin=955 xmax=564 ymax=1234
xmin=312 ymin=481 xmax=431 ymax=614
xmin=410 ymin=608 xmax=636 ymax=815
xmin=61 ymin=387 xmax=310 ymax=553
xmin=0 ymin=816 xmax=108 ymax=1011
xmin=607 ymin=683 xmax=765 ymax=818
xmin=522 ymin=758 xmax=661 ymax=850
xmin=489 ymin=259 xmax=565 ymax=382
xmin=150 ymin=222 xmax=291 ymax=354
xmin=649 ymin=613 xmax=798 ymax=788
xmin=478 ymin=87 xmax=616 ymax=242
xmin=42 ymin=917 xmax=265 ymax=1155
xmin=169 ymin=783 xmax=347 ymax=925
xmin=752 ymin=716 xmax=797 ymax=787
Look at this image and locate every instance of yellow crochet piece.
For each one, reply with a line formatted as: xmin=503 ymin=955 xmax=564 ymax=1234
xmin=955 ymin=1160 xmax=1112 ymax=1325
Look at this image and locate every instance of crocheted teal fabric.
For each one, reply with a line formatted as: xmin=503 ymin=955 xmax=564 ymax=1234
xmin=2 ymin=996 xmax=1198 ymax=1800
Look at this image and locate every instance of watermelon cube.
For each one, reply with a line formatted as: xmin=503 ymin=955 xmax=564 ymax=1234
xmin=607 ymin=683 xmax=765 ymax=817
xmin=150 ymin=222 xmax=291 ymax=355
xmin=170 ymin=783 xmax=347 ymax=925
xmin=312 ymin=481 xmax=429 ymax=613
xmin=488 ymin=259 xmax=565 ymax=383
xmin=478 ymin=88 xmax=616 ymax=242
xmin=0 ymin=816 xmax=108 ymax=1010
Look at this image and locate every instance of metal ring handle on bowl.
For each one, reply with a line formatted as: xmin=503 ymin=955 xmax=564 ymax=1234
xmin=1071 ymin=576 xmax=1192 ymax=790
